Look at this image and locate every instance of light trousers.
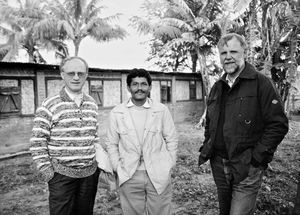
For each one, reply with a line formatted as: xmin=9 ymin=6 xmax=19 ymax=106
xmin=119 ymin=170 xmax=172 ymax=215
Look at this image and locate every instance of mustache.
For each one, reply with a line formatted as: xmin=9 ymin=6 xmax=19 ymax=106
xmin=135 ymin=90 xmax=145 ymax=94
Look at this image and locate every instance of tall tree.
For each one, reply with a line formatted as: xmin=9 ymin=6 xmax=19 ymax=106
xmin=131 ymin=0 xmax=187 ymax=72
xmin=260 ymin=0 xmax=300 ymax=115
xmin=46 ymin=0 xmax=127 ymax=56
xmin=131 ymin=0 xmax=223 ymax=100
xmin=223 ymin=0 xmax=299 ymax=115
xmin=0 ymin=0 xmax=65 ymax=62
xmin=147 ymin=38 xmax=190 ymax=72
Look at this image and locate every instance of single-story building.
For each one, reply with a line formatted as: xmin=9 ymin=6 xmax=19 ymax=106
xmin=0 ymin=61 xmax=205 ymax=122
xmin=0 ymin=61 xmax=205 ymax=155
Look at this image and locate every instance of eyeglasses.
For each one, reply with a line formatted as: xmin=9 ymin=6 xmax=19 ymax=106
xmin=64 ymin=72 xmax=87 ymax=78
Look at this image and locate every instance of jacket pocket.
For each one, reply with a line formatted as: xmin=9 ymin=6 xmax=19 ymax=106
xmin=147 ymin=126 xmax=164 ymax=146
xmin=236 ymin=96 xmax=258 ymax=136
xmin=151 ymin=150 xmax=172 ymax=177
xmin=236 ymin=115 xmax=253 ymax=136
xmin=148 ymin=125 xmax=161 ymax=134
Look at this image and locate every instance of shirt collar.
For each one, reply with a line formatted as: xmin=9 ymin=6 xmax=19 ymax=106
xmin=126 ymin=98 xmax=151 ymax=108
xmin=225 ymin=75 xmax=238 ymax=87
xmin=64 ymin=87 xmax=83 ymax=101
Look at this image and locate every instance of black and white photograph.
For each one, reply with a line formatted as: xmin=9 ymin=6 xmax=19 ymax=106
xmin=0 ymin=0 xmax=299 ymax=214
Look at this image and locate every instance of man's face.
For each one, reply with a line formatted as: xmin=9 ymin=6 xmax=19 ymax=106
xmin=61 ymin=59 xmax=87 ymax=94
xmin=127 ymin=77 xmax=151 ymax=104
xmin=218 ymin=37 xmax=245 ymax=76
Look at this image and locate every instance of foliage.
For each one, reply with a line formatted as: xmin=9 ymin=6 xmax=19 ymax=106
xmin=215 ymin=0 xmax=299 ymax=115
xmin=131 ymin=0 xmax=224 ymax=101
xmin=146 ymin=38 xmax=190 ymax=72
xmin=130 ymin=0 xmax=184 ymax=72
xmin=0 ymin=0 xmax=127 ymax=62
xmin=0 ymin=0 xmax=66 ymax=62
xmin=45 ymin=0 xmax=127 ymax=56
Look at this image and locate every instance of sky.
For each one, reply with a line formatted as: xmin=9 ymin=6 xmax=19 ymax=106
xmin=40 ymin=0 xmax=154 ymax=70
xmin=13 ymin=0 xmax=241 ymax=71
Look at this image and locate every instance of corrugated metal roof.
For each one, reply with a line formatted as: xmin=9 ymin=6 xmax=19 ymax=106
xmin=0 ymin=61 xmax=201 ymax=77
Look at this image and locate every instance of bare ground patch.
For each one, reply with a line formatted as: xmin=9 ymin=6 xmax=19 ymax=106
xmin=0 ymin=120 xmax=299 ymax=214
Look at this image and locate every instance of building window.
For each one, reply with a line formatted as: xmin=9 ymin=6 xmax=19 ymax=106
xmin=161 ymin=80 xmax=171 ymax=103
xmin=0 ymin=86 xmax=21 ymax=114
xmin=190 ymin=80 xmax=196 ymax=100
xmin=90 ymin=80 xmax=103 ymax=107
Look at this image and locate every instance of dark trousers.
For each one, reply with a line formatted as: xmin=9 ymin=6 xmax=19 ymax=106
xmin=48 ymin=169 xmax=100 ymax=215
xmin=210 ymin=156 xmax=264 ymax=215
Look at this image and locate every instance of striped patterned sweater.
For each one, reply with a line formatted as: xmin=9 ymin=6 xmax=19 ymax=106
xmin=30 ymin=88 xmax=99 ymax=182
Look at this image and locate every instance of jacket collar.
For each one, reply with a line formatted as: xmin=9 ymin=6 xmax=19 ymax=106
xmin=219 ymin=61 xmax=256 ymax=84
xmin=114 ymin=98 xmax=165 ymax=113
xmin=113 ymin=97 xmax=161 ymax=147
xmin=238 ymin=62 xmax=257 ymax=79
xmin=126 ymin=98 xmax=151 ymax=109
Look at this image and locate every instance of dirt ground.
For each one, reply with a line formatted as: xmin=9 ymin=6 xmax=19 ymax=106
xmin=0 ymin=119 xmax=299 ymax=215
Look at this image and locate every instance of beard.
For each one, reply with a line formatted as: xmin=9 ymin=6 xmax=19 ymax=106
xmin=224 ymin=63 xmax=241 ymax=77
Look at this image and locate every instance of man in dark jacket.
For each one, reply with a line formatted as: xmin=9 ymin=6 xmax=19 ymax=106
xmin=198 ymin=33 xmax=289 ymax=215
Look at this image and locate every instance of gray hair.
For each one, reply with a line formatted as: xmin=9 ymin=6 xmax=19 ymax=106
xmin=59 ymin=56 xmax=89 ymax=73
xmin=217 ymin=33 xmax=247 ymax=50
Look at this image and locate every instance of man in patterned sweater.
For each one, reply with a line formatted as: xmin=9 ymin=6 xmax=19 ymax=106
xmin=30 ymin=56 xmax=100 ymax=215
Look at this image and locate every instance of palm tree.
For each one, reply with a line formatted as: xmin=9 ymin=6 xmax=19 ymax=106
xmin=131 ymin=0 xmax=190 ymax=72
xmin=259 ymin=0 xmax=300 ymax=115
xmin=46 ymin=0 xmax=127 ymax=56
xmin=163 ymin=0 xmax=253 ymax=125
xmin=221 ymin=0 xmax=299 ymax=115
xmin=146 ymin=38 xmax=190 ymax=72
xmin=0 ymin=0 xmax=66 ymax=62
xmin=131 ymin=0 xmax=222 ymax=99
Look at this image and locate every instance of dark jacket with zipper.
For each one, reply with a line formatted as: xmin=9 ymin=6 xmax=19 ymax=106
xmin=199 ymin=62 xmax=288 ymax=183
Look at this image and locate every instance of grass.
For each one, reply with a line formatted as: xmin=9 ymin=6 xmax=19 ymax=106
xmin=0 ymin=120 xmax=299 ymax=215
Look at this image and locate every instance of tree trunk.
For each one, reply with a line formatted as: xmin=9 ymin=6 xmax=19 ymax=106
xmin=74 ymin=40 xmax=81 ymax=56
xmin=28 ymin=53 xmax=35 ymax=63
xmin=195 ymin=49 xmax=210 ymax=127
xmin=173 ymin=57 xmax=179 ymax=72
xmin=285 ymin=32 xmax=298 ymax=117
xmin=27 ymin=47 xmax=35 ymax=63
xmin=196 ymin=48 xmax=210 ymax=106
xmin=260 ymin=1 xmax=269 ymax=65
xmin=74 ymin=44 xmax=79 ymax=56
xmin=190 ymin=50 xmax=198 ymax=73
xmin=246 ymin=0 xmax=257 ymax=65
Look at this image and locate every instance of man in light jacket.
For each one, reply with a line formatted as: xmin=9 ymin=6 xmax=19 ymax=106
xmin=107 ymin=69 xmax=178 ymax=215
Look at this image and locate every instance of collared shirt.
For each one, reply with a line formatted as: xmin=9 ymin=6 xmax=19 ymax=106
xmin=126 ymin=98 xmax=151 ymax=170
xmin=226 ymin=75 xmax=238 ymax=88
xmin=225 ymin=64 xmax=246 ymax=87
xmin=126 ymin=97 xmax=151 ymax=108
xmin=64 ymin=87 xmax=83 ymax=107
